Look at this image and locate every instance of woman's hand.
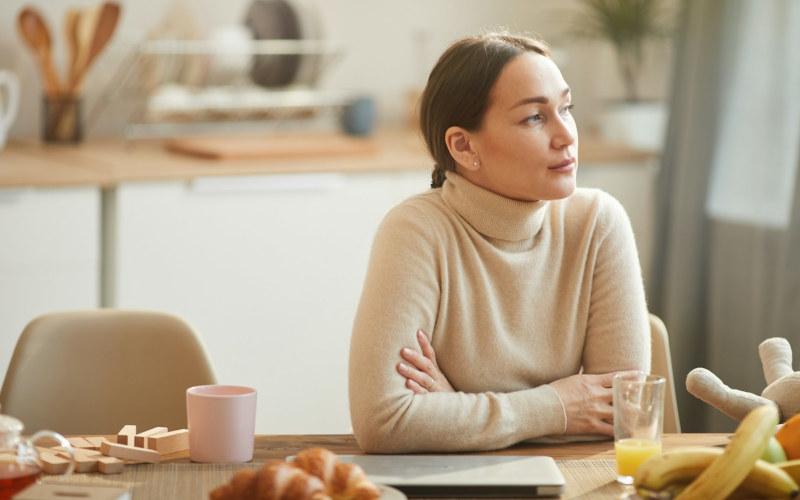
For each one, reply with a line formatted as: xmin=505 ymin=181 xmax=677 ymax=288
xmin=396 ymin=329 xmax=454 ymax=394
xmin=550 ymin=370 xmax=639 ymax=436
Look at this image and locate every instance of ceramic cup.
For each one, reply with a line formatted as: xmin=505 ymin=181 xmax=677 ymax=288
xmin=340 ymin=96 xmax=376 ymax=136
xmin=0 ymin=70 xmax=20 ymax=150
xmin=186 ymin=385 xmax=257 ymax=463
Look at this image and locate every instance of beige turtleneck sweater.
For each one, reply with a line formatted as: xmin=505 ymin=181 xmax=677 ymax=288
xmin=349 ymin=171 xmax=650 ymax=453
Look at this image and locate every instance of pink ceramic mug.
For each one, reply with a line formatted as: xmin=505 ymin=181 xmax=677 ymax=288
xmin=186 ymin=385 xmax=257 ymax=463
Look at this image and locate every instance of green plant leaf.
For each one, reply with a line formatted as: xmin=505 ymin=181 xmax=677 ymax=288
xmin=569 ymin=0 xmax=673 ymax=101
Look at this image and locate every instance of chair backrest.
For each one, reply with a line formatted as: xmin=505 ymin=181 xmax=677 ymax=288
xmin=649 ymin=313 xmax=681 ymax=433
xmin=0 ymin=310 xmax=217 ymax=435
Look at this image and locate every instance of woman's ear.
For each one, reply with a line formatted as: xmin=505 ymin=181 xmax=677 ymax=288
xmin=444 ymin=126 xmax=480 ymax=172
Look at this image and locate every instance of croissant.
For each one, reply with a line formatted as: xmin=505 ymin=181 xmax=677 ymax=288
xmin=294 ymin=448 xmax=381 ymax=500
xmin=209 ymin=449 xmax=381 ymax=500
xmin=210 ymin=460 xmax=328 ymax=500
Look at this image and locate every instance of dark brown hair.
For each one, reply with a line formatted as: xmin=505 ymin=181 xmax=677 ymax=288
xmin=419 ymin=33 xmax=551 ymax=188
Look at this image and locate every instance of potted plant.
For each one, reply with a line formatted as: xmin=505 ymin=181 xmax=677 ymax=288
xmin=572 ymin=0 xmax=673 ymax=150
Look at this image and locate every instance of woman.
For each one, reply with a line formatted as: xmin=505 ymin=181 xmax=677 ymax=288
xmin=348 ymin=33 xmax=650 ymax=453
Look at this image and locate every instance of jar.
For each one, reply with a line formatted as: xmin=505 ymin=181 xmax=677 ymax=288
xmin=0 ymin=415 xmax=75 ymax=499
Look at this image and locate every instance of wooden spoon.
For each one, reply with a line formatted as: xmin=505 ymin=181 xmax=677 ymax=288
xmin=64 ymin=9 xmax=81 ymax=92
xmin=70 ymin=5 xmax=100 ymax=93
xmin=17 ymin=7 xmax=61 ymax=95
xmin=70 ymin=2 xmax=121 ymax=92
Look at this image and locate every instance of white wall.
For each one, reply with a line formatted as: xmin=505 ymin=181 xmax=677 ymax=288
xmin=0 ymin=0 xmax=676 ymax=139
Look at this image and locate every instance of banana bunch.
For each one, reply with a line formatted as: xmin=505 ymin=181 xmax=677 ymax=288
xmin=635 ymin=404 xmax=800 ymax=499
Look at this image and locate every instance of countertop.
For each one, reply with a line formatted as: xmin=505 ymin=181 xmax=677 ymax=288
xmin=0 ymin=130 xmax=658 ymax=189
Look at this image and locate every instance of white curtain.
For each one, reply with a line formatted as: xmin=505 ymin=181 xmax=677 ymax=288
xmin=706 ymin=1 xmax=800 ymax=228
xmin=651 ymin=0 xmax=800 ymax=432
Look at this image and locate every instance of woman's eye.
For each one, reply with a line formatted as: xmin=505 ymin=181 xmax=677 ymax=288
xmin=560 ymin=104 xmax=575 ymax=115
xmin=523 ymin=114 xmax=543 ymax=124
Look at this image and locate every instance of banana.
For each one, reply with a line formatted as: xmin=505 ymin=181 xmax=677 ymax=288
xmin=778 ymin=460 xmax=800 ymax=484
xmin=635 ymin=446 xmax=798 ymax=498
xmin=677 ymin=403 xmax=780 ymax=500
xmin=635 ymin=447 xmax=714 ymax=491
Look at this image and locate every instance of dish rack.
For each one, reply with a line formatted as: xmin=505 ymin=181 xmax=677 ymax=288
xmin=91 ymin=38 xmax=350 ymax=139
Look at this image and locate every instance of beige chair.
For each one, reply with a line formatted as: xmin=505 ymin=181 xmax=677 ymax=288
xmin=0 ymin=310 xmax=216 ymax=435
xmin=650 ymin=313 xmax=681 ymax=433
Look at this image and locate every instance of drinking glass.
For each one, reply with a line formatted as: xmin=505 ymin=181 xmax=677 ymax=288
xmin=613 ymin=372 xmax=665 ymax=485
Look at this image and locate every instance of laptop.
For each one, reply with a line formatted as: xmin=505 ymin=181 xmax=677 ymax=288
xmin=336 ymin=455 xmax=565 ymax=498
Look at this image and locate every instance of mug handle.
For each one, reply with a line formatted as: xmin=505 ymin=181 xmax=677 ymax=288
xmin=27 ymin=430 xmax=76 ymax=476
xmin=0 ymin=71 xmax=20 ymax=131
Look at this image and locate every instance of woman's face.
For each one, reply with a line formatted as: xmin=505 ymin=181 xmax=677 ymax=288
xmin=464 ymin=51 xmax=578 ymax=202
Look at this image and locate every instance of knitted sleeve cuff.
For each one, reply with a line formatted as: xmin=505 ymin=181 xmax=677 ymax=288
xmin=547 ymin=384 xmax=569 ymax=435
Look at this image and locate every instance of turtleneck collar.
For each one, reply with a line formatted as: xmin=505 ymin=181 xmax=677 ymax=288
xmin=441 ymin=171 xmax=549 ymax=242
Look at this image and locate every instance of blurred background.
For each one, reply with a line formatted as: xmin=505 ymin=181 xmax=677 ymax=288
xmin=0 ymin=0 xmax=797 ymax=435
xmin=0 ymin=0 xmax=674 ymax=138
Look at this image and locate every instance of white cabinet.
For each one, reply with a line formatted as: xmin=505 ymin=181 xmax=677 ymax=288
xmin=110 ymin=171 xmax=429 ymax=434
xmin=0 ymin=187 xmax=100 ymax=383
xmin=108 ymin=164 xmax=655 ymax=435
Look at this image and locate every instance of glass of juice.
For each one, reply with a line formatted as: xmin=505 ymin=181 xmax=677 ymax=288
xmin=613 ymin=372 xmax=665 ymax=485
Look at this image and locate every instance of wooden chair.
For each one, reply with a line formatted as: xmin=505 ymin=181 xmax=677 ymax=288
xmin=650 ymin=313 xmax=681 ymax=433
xmin=0 ymin=310 xmax=216 ymax=435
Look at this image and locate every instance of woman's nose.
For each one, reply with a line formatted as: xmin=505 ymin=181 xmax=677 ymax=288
xmin=551 ymin=116 xmax=577 ymax=149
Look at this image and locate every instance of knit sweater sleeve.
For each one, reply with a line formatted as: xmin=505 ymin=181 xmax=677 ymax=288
xmin=348 ymin=201 xmax=566 ymax=453
xmin=581 ymin=192 xmax=651 ymax=374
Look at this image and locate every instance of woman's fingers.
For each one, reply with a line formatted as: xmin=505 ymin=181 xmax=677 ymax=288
xmin=397 ymin=330 xmax=454 ymax=394
xmin=594 ymin=420 xmax=614 ymax=436
xmin=596 ymin=372 xmax=617 ymax=388
xmin=417 ymin=330 xmax=437 ymax=363
xmin=401 ymin=347 xmax=433 ymax=374
xmin=595 ymin=402 xmax=613 ymax=420
xmin=406 ymin=378 xmax=427 ymax=394
xmin=397 ymin=362 xmax=434 ymax=390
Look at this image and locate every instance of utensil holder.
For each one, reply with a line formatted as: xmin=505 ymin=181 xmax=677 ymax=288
xmin=42 ymin=94 xmax=83 ymax=143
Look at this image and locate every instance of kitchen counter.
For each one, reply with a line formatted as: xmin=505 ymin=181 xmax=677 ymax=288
xmin=0 ymin=130 xmax=658 ymax=188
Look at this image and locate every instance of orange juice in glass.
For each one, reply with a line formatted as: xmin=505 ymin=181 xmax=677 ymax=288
xmin=614 ymin=437 xmax=662 ymax=477
xmin=612 ymin=373 xmax=665 ymax=484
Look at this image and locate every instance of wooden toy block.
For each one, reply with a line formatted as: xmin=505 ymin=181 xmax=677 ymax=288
xmin=116 ymin=425 xmax=136 ymax=445
xmin=134 ymin=426 xmax=168 ymax=448
xmin=97 ymin=456 xmax=124 ymax=474
xmin=146 ymin=429 xmax=189 ymax=454
xmin=84 ymin=436 xmax=106 ymax=449
xmin=51 ymin=447 xmax=101 ymax=472
xmin=67 ymin=437 xmax=95 ymax=448
xmin=65 ymin=453 xmax=98 ymax=473
xmin=38 ymin=450 xmax=70 ymax=474
xmin=100 ymin=440 xmax=160 ymax=463
xmin=54 ymin=446 xmax=102 ymax=458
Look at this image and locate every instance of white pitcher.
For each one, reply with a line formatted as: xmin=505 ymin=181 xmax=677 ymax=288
xmin=0 ymin=70 xmax=20 ymax=150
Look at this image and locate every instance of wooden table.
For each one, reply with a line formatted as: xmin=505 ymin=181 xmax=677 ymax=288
xmin=54 ymin=433 xmax=728 ymax=499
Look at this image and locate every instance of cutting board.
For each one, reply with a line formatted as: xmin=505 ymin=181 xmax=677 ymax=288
xmin=165 ymin=133 xmax=379 ymax=160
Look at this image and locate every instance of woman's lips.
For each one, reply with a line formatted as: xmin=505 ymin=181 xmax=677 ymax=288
xmin=548 ymin=157 xmax=576 ymax=172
